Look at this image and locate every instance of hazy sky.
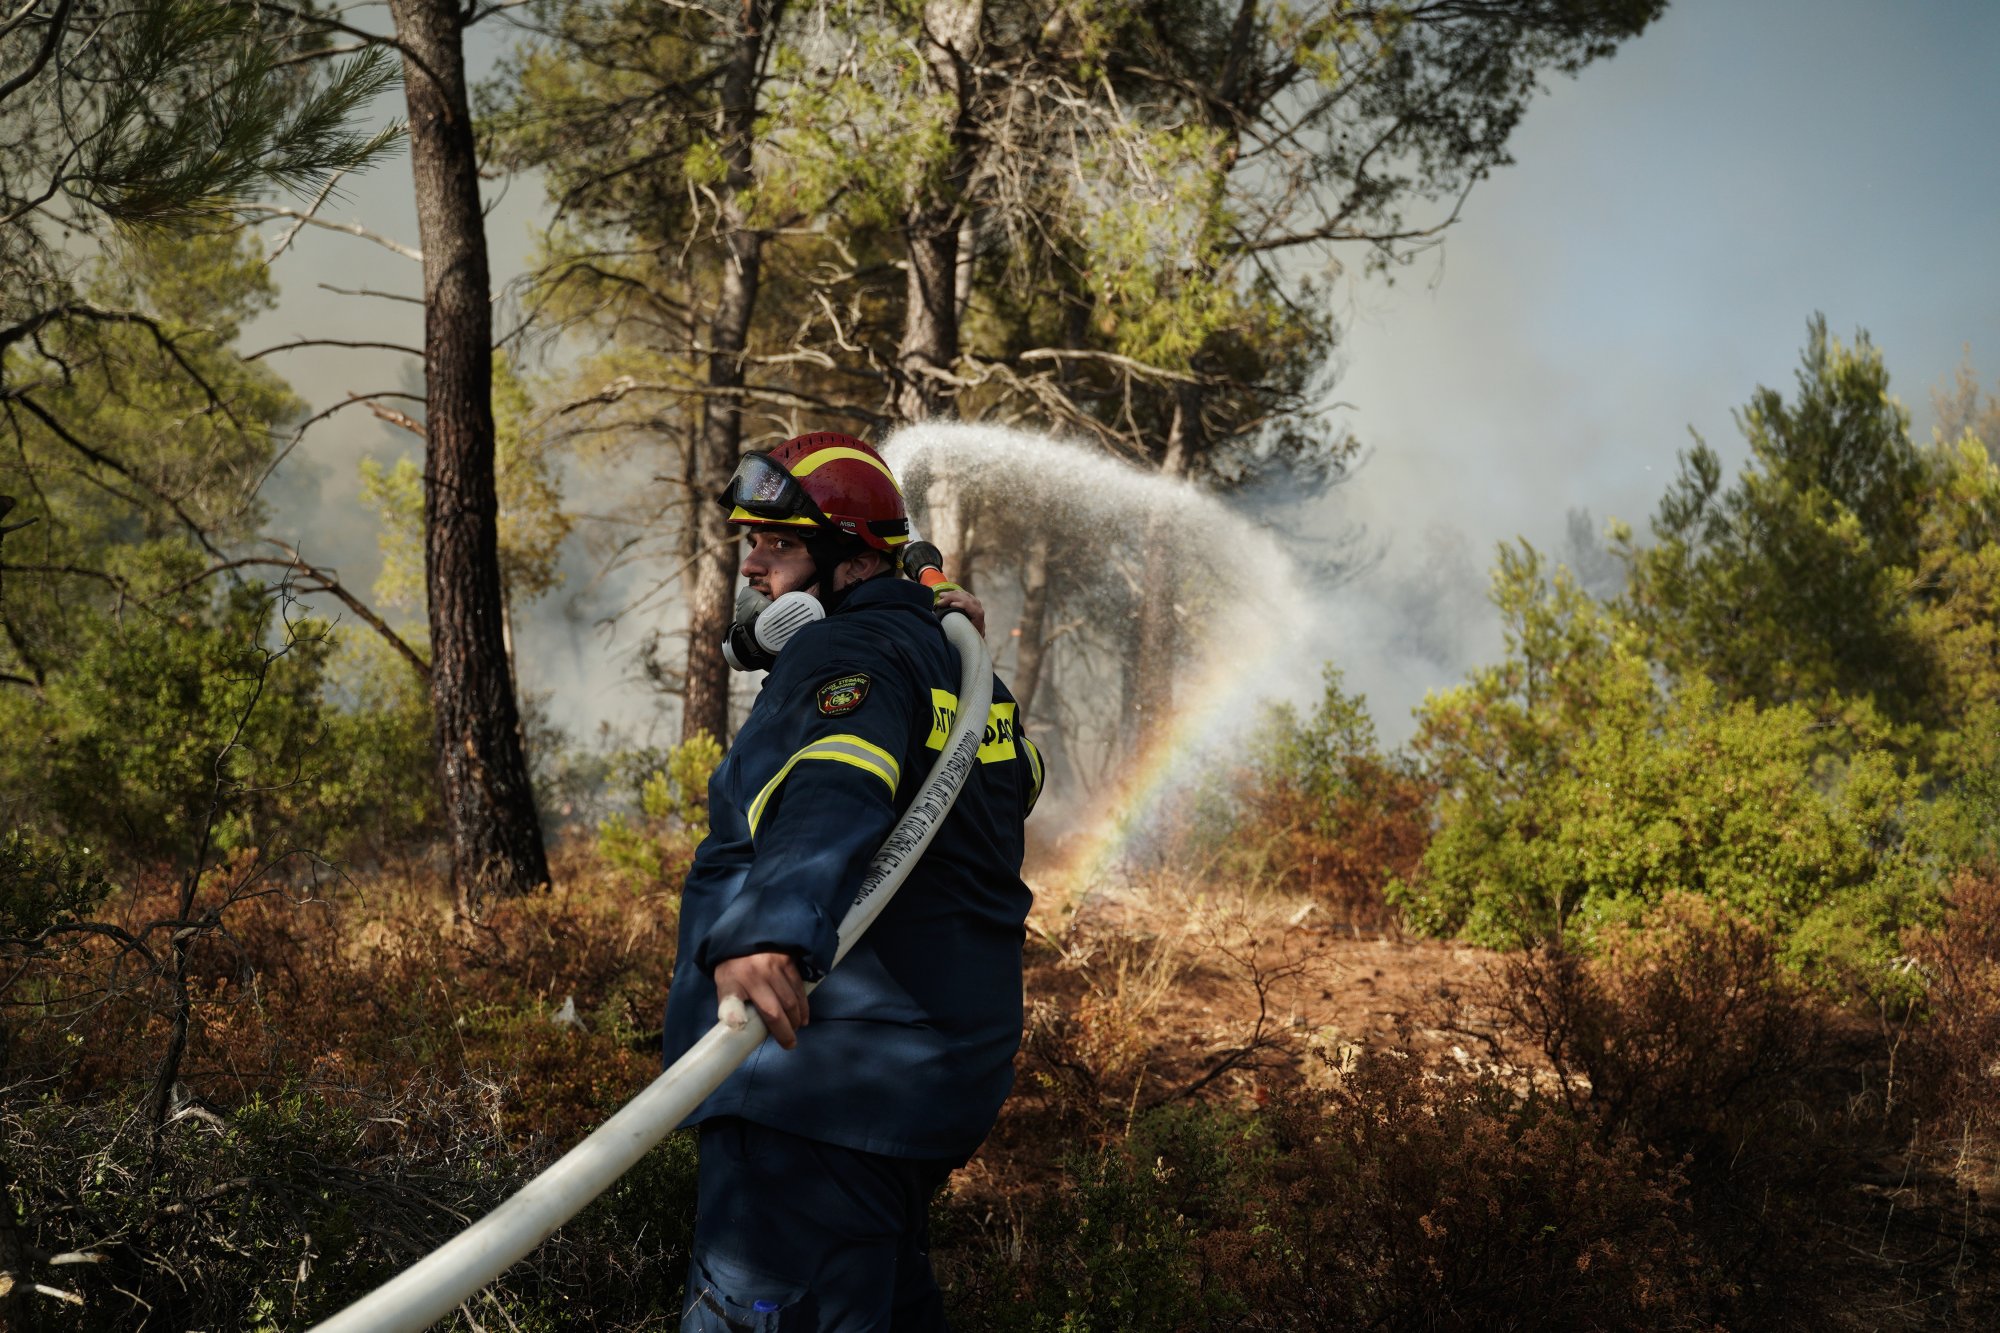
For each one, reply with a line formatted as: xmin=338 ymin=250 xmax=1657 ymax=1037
xmin=244 ymin=0 xmax=2000 ymax=747
xmin=1296 ymin=0 xmax=2000 ymax=736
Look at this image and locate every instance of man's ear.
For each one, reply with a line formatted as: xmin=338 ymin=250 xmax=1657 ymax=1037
xmin=835 ymin=549 xmax=886 ymax=591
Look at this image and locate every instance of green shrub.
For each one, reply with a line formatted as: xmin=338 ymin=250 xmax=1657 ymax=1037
xmin=312 ymin=631 xmax=439 ymax=862
xmin=0 ymin=830 xmax=111 ymax=941
xmin=1402 ymin=544 xmax=1935 ymax=995
xmin=0 ymin=578 xmax=441 ymax=874
xmin=595 ymin=734 xmax=720 ymax=891
xmin=1153 ymin=666 xmax=1430 ymax=930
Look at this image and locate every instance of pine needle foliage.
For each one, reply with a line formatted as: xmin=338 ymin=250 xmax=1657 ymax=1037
xmin=1 ymin=0 xmax=401 ymax=351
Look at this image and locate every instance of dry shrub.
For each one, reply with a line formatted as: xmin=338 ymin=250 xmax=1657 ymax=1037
xmin=1 ymin=856 xmax=681 ymax=1155
xmin=200 ymin=848 xmax=679 ymax=1137
xmin=1015 ymin=928 xmax=1189 ymax=1144
xmin=1 ymin=1075 xmax=698 ymax=1330
xmin=1249 ymin=755 xmax=1432 ymax=934
xmin=1484 ymin=893 xmax=1954 ymax=1324
xmin=1495 ymin=893 xmax=1831 ymax=1159
xmin=1252 ymin=1054 xmax=1707 ymax=1331
xmin=1012 ymin=887 xmax=1333 ymax=1141
xmin=1903 ymin=866 xmax=2000 ymax=1183
xmin=942 ymin=1055 xmax=1707 ymax=1332
xmin=1039 ymin=929 xmax=1187 ymax=1089
xmin=1 ymin=842 xmax=695 ymax=1328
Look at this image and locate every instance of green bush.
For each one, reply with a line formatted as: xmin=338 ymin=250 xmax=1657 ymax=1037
xmin=0 ymin=576 xmax=440 ymax=873
xmin=594 ymin=734 xmax=720 ymax=891
xmin=311 ymin=631 xmax=439 ymax=862
xmin=1150 ymin=666 xmax=1430 ymax=929
xmin=1402 ymin=543 xmax=1934 ymax=995
xmin=0 ymin=830 xmax=111 ymax=941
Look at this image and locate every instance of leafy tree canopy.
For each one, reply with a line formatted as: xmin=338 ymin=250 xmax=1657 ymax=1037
xmin=1403 ymin=542 xmax=1927 ymax=995
xmin=1620 ymin=319 xmax=1928 ymax=711
xmin=1620 ymin=319 xmax=2000 ymax=765
xmin=1 ymin=230 xmax=299 ymax=675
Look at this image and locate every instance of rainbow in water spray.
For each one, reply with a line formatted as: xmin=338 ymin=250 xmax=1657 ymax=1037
xmin=879 ymin=422 xmax=1318 ymax=890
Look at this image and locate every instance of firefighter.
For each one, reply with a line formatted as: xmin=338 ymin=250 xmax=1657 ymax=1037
xmin=664 ymin=432 xmax=1044 ymax=1331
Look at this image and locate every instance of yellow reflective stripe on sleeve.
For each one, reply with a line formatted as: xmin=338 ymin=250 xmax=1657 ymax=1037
xmin=788 ymin=446 xmax=906 ymax=495
xmin=1022 ymin=735 xmax=1045 ymax=808
xmin=746 ymin=734 xmax=901 ymax=835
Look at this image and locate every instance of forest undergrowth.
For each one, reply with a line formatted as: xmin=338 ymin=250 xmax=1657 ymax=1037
xmin=3 ymin=810 xmax=1996 ymax=1331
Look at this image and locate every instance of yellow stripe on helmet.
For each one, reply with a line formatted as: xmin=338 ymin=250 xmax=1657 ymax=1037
xmin=728 ymin=507 xmax=820 ymax=527
xmin=787 ymin=446 xmax=905 ymax=496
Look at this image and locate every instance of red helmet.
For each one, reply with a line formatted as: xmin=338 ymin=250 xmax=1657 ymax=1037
xmin=717 ymin=431 xmax=910 ymax=554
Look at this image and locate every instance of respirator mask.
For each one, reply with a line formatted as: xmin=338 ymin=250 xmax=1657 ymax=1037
xmin=721 ymin=584 xmax=824 ymax=672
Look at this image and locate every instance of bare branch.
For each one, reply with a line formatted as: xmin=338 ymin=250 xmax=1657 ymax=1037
xmin=366 ymin=399 xmax=426 ymax=438
xmin=162 ymin=548 xmax=432 ymax=683
xmin=243 ymin=338 xmax=423 ymax=362
xmin=272 ymin=40 xmax=375 ymax=70
xmin=249 ymin=390 xmax=427 ymax=503
xmin=1014 ymin=346 xmax=1205 ymax=385
xmin=0 ymin=920 xmax=162 ymax=972
xmin=0 ymin=0 xmax=72 ymax=108
xmin=12 ymin=393 xmax=225 ymax=557
xmin=236 ymin=206 xmax=423 ymax=263
xmin=265 ymin=167 xmax=353 ymax=265
xmin=253 ymin=1 xmax=450 ymax=96
xmin=318 ymin=282 xmax=422 ymax=305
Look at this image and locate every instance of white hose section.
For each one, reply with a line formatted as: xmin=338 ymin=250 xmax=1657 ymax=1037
xmin=308 ymin=613 xmax=993 ymax=1333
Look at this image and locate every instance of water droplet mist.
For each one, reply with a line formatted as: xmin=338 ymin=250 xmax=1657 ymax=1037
xmin=881 ymin=422 xmax=1329 ymax=889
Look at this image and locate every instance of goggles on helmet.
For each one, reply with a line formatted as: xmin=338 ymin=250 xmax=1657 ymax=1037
xmin=717 ymin=452 xmax=830 ymax=529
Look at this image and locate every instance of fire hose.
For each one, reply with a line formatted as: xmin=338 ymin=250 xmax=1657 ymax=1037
xmin=309 ymin=568 xmax=990 ymax=1333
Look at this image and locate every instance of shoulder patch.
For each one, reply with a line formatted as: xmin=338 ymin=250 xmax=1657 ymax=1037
xmin=816 ymin=672 xmax=871 ymax=716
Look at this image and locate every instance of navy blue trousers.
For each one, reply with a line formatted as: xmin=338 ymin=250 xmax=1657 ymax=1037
xmin=680 ymin=1117 xmax=959 ymax=1332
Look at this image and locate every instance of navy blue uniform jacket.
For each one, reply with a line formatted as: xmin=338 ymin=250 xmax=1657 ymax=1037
xmin=663 ymin=576 xmax=1043 ymax=1160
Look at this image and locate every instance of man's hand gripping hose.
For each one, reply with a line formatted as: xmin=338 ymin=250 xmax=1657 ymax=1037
xmin=307 ymin=577 xmax=991 ymax=1333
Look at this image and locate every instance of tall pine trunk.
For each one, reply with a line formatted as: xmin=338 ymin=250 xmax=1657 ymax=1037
xmin=897 ymin=208 xmax=977 ymax=571
xmin=1012 ymin=530 xmax=1052 ymax=717
xmin=389 ymin=0 xmax=549 ymax=909
xmin=895 ymin=0 xmax=982 ymax=576
xmin=896 ymin=217 xmax=959 ymax=425
xmin=682 ymin=0 xmax=782 ymax=747
xmin=1120 ymin=10 xmax=1247 ymax=753
xmin=1128 ymin=387 xmax=1195 ymax=747
xmin=1010 ymin=288 xmax=1088 ymax=719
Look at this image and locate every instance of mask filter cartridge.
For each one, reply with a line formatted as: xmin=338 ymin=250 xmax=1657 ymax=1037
xmin=721 ymin=588 xmax=824 ymax=672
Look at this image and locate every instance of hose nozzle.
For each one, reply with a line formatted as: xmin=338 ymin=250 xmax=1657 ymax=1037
xmin=902 ymin=540 xmax=947 ymax=588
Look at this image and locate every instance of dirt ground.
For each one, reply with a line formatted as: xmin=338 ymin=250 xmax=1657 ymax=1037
xmin=950 ymin=873 xmax=1510 ymax=1212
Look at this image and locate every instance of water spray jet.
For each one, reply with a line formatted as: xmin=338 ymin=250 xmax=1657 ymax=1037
xmin=881 ymin=422 xmax=1329 ymax=897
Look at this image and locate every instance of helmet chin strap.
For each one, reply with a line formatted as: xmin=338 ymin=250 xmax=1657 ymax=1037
xmin=805 ymin=532 xmax=866 ymax=614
